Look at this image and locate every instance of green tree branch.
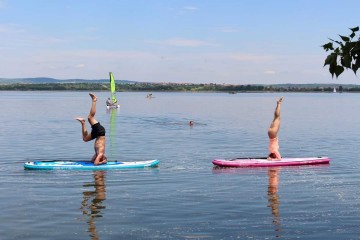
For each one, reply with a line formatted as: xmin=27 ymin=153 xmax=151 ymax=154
xmin=322 ymin=26 xmax=360 ymax=78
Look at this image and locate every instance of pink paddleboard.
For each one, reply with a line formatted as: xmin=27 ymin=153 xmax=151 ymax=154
xmin=212 ymin=156 xmax=330 ymax=168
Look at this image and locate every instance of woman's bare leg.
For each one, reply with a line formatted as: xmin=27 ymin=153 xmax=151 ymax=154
xmin=268 ymin=97 xmax=283 ymax=139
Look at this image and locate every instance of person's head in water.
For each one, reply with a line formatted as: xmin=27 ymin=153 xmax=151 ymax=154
xmin=268 ymin=153 xmax=277 ymax=159
xmin=189 ymin=121 xmax=194 ymax=126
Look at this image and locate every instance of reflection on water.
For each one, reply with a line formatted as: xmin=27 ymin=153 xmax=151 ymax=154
xmin=267 ymin=168 xmax=281 ymax=237
xmin=212 ymin=164 xmax=333 ymax=239
xmin=212 ymin=165 xmax=283 ymax=238
xmin=81 ymin=171 xmax=107 ymax=240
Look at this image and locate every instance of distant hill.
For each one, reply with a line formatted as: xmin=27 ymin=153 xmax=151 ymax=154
xmin=0 ymin=77 xmax=136 ymax=84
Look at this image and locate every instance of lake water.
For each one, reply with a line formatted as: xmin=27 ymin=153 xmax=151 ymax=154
xmin=1 ymin=91 xmax=360 ymax=239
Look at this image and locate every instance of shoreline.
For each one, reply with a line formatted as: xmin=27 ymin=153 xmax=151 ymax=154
xmin=0 ymin=82 xmax=357 ymax=93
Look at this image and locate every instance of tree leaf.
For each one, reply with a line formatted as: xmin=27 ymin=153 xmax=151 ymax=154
xmin=356 ymin=58 xmax=360 ymax=68
xmin=342 ymin=54 xmax=352 ymax=68
xmin=324 ymin=54 xmax=337 ymax=66
xmin=335 ymin=65 xmax=344 ymax=78
xmin=335 ymin=47 xmax=342 ymax=54
xmin=322 ymin=42 xmax=333 ymax=51
xmin=342 ymin=42 xmax=352 ymax=54
xmin=350 ymin=26 xmax=359 ymax=32
xmin=352 ymin=45 xmax=360 ymax=56
xmin=329 ymin=64 xmax=336 ymax=78
xmin=352 ymin=64 xmax=358 ymax=75
xmin=323 ymin=27 xmax=359 ymax=78
xmin=339 ymin=35 xmax=350 ymax=42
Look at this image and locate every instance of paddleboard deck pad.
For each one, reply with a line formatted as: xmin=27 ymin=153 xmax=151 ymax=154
xmin=212 ymin=157 xmax=330 ymax=168
xmin=24 ymin=159 xmax=160 ymax=170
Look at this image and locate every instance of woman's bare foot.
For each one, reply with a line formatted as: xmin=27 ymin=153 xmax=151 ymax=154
xmin=99 ymin=156 xmax=108 ymax=165
xmin=98 ymin=160 xmax=107 ymax=165
xmin=277 ymin=97 xmax=283 ymax=104
xmin=89 ymin=93 xmax=97 ymax=102
xmin=75 ymin=117 xmax=85 ymax=124
xmin=94 ymin=160 xmax=107 ymax=165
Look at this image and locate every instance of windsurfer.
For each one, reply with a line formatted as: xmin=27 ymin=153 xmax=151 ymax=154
xmin=76 ymin=93 xmax=107 ymax=165
xmin=267 ymin=97 xmax=283 ymax=160
xmin=106 ymin=98 xmax=115 ymax=106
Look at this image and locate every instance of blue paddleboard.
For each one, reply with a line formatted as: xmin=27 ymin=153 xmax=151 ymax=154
xmin=24 ymin=159 xmax=160 ymax=170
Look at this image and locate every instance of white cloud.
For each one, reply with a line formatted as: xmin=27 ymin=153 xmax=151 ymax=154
xmin=219 ymin=27 xmax=239 ymax=33
xmin=264 ymin=70 xmax=277 ymax=75
xmin=149 ymin=38 xmax=217 ymax=47
xmin=40 ymin=36 xmax=66 ymax=44
xmin=75 ymin=64 xmax=85 ymax=68
xmin=230 ymin=53 xmax=273 ymax=62
xmin=0 ymin=24 xmax=26 ymax=33
xmin=183 ymin=6 xmax=198 ymax=11
xmin=85 ymin=27 xmax=99 ymax=32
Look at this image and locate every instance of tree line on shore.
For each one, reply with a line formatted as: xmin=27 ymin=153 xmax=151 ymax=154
xmin=0 ymin=82 xmax=358 ymax=92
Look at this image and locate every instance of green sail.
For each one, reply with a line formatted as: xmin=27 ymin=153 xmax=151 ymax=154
xmin=109 ymin=72 xmax=117 ymax=103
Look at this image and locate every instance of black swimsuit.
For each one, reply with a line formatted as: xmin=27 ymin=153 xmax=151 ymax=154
xmin=91 ymin=122 xmax=106 ymax=140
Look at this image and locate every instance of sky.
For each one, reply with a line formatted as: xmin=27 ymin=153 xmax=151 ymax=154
xmin=0 ymin=0 xmax=360 ymax=84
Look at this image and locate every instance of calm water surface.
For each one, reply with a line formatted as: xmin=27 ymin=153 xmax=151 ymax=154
xmin=1 ymin=91 xmax=360 ymax=239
